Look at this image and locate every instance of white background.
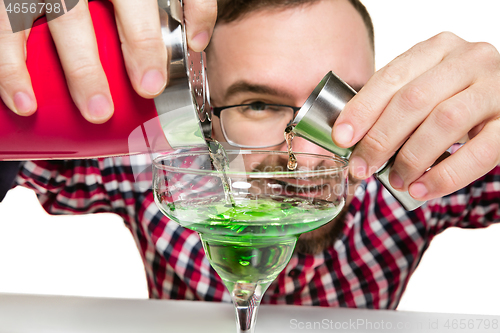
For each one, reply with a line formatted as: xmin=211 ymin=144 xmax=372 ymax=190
xmin=1 ymin=0 xmax=500 ymax=315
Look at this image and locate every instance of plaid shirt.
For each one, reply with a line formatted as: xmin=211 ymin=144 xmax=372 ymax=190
xmin=15 ymin=156 xmax=500 ymax=309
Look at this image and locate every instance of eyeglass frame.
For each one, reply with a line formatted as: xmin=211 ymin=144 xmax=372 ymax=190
xmin=211 ymin=102 xmax=301 ymax=148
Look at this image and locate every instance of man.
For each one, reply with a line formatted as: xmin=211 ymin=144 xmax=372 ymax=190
xmin=4 ymin=0 xmax=500 ymax=309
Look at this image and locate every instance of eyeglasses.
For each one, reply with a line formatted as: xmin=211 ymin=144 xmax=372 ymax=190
xmin=212 ymin=102 xmax=301 ymax=148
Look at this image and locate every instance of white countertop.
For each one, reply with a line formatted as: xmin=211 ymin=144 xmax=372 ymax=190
xmin=0 ymin=293 xmax=498 ymax=333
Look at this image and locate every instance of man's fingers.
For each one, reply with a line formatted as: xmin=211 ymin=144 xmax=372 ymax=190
xmin=0 ymin=0 xmax=36 ymax=115
xmin=0 ymin=30 xmax=37 ymax=116
xmin=333 ymin=33 xmax=460 ymax=146
xmin=349 ymin=41 xmax=484 ymax=180
xmin=110 ymin=0 xmax=166 ymax=98
xmin=390 ymin=81 xmax=500 ymax=192
xmin=48 ymin=0 xmax=113 ymax=123
xmin=332 ymin=33 xmax=464 ymax=144
xmin=1 ymin=0 xmax=216 ymax=123
xmin=408 ymin=119 xmax=500 ymax=201
xmin=184 ymin=0 xmax=217 ymax=51
xmin=333 ymin=32 xmax=468 ymax=179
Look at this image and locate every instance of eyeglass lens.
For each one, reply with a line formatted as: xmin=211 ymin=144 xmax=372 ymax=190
xmin=220 ymin=105 xmax=295 ymax=148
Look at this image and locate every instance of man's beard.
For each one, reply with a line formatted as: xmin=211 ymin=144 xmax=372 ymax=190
xmin=294 ymin=208 xmax=347 ymax=255
xmin=251 ymin=154 xmax=349 ymax=255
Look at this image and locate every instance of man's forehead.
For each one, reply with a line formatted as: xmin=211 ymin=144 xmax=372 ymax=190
xmin=207 ymin=0 xmax=374 ymax=104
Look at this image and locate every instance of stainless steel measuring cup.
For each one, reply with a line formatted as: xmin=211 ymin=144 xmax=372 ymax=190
xmin=292 ymin=71 xmax=437 ymax=210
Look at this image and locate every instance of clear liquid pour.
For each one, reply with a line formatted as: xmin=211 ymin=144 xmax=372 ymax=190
xmin=207 ymin=139 xmax=236 ymax=207
xmin=284 ymin=125 xmax=297 ymax=171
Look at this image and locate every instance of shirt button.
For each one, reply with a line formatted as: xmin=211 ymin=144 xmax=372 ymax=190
xmin=289 ymin=269 xmax=300 ymax=278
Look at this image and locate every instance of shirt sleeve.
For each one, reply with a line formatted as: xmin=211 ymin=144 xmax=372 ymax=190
xmin=428 ymin=164 xmax=500 ymax=234
xmin=15 ymin=157 xmax=142 ymax=222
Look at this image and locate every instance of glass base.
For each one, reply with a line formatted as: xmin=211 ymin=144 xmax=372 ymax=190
xmin=225 ymin=280 xmax=272 ymax=333
xmin=200 ymin=234 xmax=297 ymax=333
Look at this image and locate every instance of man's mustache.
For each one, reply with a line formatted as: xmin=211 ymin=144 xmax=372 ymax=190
xmin=250 ymin=153 xmax=290 ymax=172
xmin=250 ymin=153 xmax=331 ymax=173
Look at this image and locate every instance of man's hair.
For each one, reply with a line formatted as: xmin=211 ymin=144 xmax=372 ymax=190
xmin=216 ymin=0 xmax=374 ymax=51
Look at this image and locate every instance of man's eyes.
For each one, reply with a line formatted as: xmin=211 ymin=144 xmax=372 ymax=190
xmin=241 ymin=102 xmax=280 ymax=112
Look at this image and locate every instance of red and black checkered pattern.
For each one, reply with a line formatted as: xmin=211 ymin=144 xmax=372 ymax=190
xmin=15 ymin=156 xmax=500 ymax=308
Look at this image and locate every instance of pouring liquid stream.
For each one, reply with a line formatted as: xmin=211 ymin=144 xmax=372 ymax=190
xmin=285 ymin=125 xmax=297 ymax=171
xmin=206 ymin=139 xmax=237 ymax=207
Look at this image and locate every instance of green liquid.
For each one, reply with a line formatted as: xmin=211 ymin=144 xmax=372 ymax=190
xmin=201 ymin=233 xmax=296 ymax=284
xmin=155 ymin=194 xmax=344 ymax=284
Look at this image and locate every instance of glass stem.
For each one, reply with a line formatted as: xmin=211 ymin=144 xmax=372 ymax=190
xmin=227 ymin=281 xmax=271 ymax=333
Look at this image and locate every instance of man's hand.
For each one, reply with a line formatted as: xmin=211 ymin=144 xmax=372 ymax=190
xmin=332 ymin=32 xmax=500 ymax=201
xmin=0 ymin=0 xmax=217 ymax=123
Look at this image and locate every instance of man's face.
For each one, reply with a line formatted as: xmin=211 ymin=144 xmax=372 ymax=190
xmin=206 ymin=0 xmax=374 ymax=254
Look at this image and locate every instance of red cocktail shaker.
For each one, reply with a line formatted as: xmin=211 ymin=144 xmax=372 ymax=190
xmin=0 ymin=0 xmax=210 ymax=160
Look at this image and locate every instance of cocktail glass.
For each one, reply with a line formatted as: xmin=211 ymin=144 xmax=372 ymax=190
xmin=152 ymin=149 xmax=348 ymax=333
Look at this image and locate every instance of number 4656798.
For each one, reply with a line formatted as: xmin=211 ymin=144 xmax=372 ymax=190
xmin=5 ymin=2 xmax=62 ymax=14
xmin=443 ymin=319 xmax=498 ymax=330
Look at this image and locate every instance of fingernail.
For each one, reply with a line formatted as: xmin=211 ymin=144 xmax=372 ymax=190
xmin=389 ymin=170 xmax=404 ymax=190
xmin=13 ymin=92 xmax=35 ymax=115
xmin=141 ymin=69 xmax=166 ymax=96
xmin=350 ymin=156 xmax=367 ymax=179
xmin=87 ymin=94 xmax=112 ymax=121
xmin=409 ymin=183 xmax=428 ymax=199
xmin=190 ymin=31 xmax=210 ymax=51
xmin=334 ymin=123 xmax=354 ymax=146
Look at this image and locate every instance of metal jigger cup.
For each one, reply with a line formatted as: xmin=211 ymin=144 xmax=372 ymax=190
xmin=154 ymin=0 xmax=211 ymax=148
xmin=292 ymin=71 xmax=425 ymax=211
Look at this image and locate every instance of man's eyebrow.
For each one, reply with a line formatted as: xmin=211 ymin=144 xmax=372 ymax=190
xmin=225 ymin=81 xmax=294 ymax=100
xmin=224 ymin=80 xmax=364 ymax=100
